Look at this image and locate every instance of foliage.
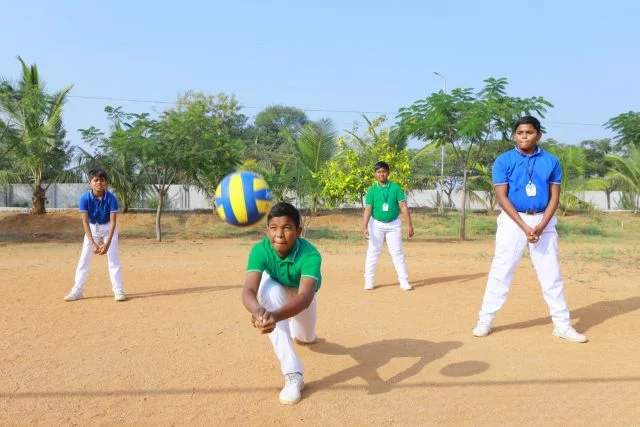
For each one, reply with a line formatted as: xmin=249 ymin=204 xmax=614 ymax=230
xmin=290 ymin=118 xmax=337 ymax=213
xmin=606 ymin=111 xmax=640 ymax=149
xmin=318 ymin=116 xmax=411 ymax=207
xmin=397 ymin=77 xmax=552 ymax=239
xmin=252 ymin=104 xmax=309 ymax=148
xmin=607 ymin=148 xmax=640 ymax=212
xmin=0 ymin=56 xmax=75 ymax=214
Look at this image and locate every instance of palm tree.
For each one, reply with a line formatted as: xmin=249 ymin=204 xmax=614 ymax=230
xmin=468 ymin=163 xmax=498 ymax=214
xmin=0 ymin=57 xmax=73 ymax=214
xmin=291 ymin=119 xmax=337 ymax=214
xmin=607 ymin=149 xmax=640 ymax=212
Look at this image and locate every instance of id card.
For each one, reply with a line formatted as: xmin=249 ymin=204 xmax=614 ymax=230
xmin=382 ymin=202 xmax=389 ymax=211
xmin=525 ymin=182 xmax=537 ymax=197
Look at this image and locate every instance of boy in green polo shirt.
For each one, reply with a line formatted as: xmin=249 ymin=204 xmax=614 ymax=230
xmin=242 ymin=202 xmax=322 ymax=405
xmin=363 ymin=161 xmax=414 ymax=291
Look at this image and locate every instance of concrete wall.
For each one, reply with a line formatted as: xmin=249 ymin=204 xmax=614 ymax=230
xmin=0 ymin=184 xmax=631 ymax=212
xmin=0 ymin=184 xmax=212 ymax=211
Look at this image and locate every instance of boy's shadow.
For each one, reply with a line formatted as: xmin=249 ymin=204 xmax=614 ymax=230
xmin=376 ymin=272 xmax=485 ymax=289
xmin=492 ymin=296 xmax=640 ymax=333
xmin=306 ymin=338 xmax=462 ymax=395
xmin=82 ymin=285 xmax=241 ymax=301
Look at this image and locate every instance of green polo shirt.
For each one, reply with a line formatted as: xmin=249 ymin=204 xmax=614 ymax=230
xmin=365 ymin=180 xmax=406 ymax=222
xmin=247 ymin=237 xmax=322 ymax=291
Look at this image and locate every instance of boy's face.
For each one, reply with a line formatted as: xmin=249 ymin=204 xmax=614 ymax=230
xmin=89 ymin=176 xmax=106 ymax=196
xmin=374 ymin=167 xmax=390 ymax=184
xmin=266 ymin=215 xmax=302 ymax=258
xmin=514 ymin=124 xmax=541 ymax=154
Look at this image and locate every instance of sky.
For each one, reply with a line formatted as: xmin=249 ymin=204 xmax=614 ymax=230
xmin=1 ymin=0 xmax=639 ymax=151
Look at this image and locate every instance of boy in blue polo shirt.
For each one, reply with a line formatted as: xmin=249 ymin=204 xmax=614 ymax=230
xmin=64 ymin=169 xmax=126 ymax=302
xmin=242 ymin=202 xmax=322 ymax=405
xmin=472 ymin=116 xmax=586 ymax=343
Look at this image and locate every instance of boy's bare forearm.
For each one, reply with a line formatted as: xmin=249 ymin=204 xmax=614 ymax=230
xmin=271 ymin=290 xmax=314 ymax=322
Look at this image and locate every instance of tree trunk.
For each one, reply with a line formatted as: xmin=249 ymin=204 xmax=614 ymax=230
xmin=30 ymin=185 xmax=47 ymax=215
xmin=606 ymin=190 xmax=611 ymax=211
xmin=155 ymin=192 xmax=164 ymax=241
xmin=459 ymin=169 xmax=468 ymax=240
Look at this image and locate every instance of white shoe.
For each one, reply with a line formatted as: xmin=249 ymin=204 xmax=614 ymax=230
xmin=114 ymin=292 xmax=127 ymax=302
xmin=364 ymin=283 xmax=374 ymax=290
xmin=64 ymin=289 xmax=84 ymax=302
xmin=553 ymin=327 xmax=587 ymax=343
xmin=472 ymin=322 xmax=492 ymax=337
xmin=400 ymin=282 xmax=413 ymax=291
xmin=279 ymin=372 xmax=304 ymax=405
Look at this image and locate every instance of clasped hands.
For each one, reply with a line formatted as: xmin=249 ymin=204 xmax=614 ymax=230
xmin=251 ymin=307 xmax=277 ymax=334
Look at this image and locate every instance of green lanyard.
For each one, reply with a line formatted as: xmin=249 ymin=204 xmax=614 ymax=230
xmin=378 ymin=183 xmax=390 ymax=204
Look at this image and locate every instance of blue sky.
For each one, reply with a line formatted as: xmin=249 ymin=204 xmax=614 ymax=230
xmin=1 ymin=0 xmax=638 ymax=149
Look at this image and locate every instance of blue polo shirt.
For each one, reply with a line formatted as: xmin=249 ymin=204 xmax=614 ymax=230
xmin=78 ymin=190 xmax=120 ymax=224
xmin=492 ymin=146 xmax=562 ymax=212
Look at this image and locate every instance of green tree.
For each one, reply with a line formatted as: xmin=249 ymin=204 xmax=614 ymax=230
xmin=319 ymin=116 xmax=411 ymax=207
xmin=545 ymin=142 xmax=594 ymax=214
xmin=607 ymin=148 xmax=640 ymax=212
xmin=164 ymin=92 xmax=245 ymax=202
xmin=397 ymin=77 xmax=552 ymax=239
xmin=579 ymin=138 xmax=621 ymax=210
xmin=290 ymin=118 xmax=337 ymax=214
xmin=76 ymin=106 xmax=150 ymax=213
xmin=606 ymin=111 xmax=640 ymax=149
xmin=0 ymin=56 xmax=74 ymax=213
xmin=253 ymin=104 xmax=309 ymax=149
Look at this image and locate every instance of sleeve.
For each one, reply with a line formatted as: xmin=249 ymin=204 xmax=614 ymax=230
xmin=365 ymin=187 xmax=374 ymax=206
xmin=492 ymin=155 xmax=509 ymax=186
xmin=550 ymin=157 xmax=562 ymax=185
xmin=78 ymin=193 xmax=89 ymax=212
xmin=396 ymin=184 xmax=406 ymax=203
xmin=108 ymin=193 xmax=120 ymax=213
xmin=246 ymin=243 xmax=267 ymax=274
xmin=300 ymin=251 xmax=322 ymax=284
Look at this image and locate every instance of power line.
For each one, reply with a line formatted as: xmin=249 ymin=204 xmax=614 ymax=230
xmin=67 ymin=95 xmax=606 ymax=128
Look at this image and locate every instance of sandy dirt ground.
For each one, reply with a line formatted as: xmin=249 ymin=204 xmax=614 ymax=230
xmin=1 ymin=212 xmax=640 ymax=426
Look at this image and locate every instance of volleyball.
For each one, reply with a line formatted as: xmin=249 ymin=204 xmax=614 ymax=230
xmin=214 ymin=171 xmax=273 ymax=226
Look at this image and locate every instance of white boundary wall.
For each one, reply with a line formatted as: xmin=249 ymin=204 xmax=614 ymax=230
xmin=0 ymin=184 xmax=629 ymax=212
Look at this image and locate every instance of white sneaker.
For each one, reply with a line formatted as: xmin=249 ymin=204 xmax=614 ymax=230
xmin=114 ymin=292 xmax=127 ymax=302
xmin=400 ymin=282 xmax=414 ymax=291
xmin=64 ymin=289 xmax=84 ymax=302
xmin=472 ymin=322 xmax=492 ymax=337
xmin=553 ymin=327 xmax=587 ymax=343
xmin=279 ymin=372 xmax=304 ymax=405
xmin=364 ymin=283 xmax=374 ymax=290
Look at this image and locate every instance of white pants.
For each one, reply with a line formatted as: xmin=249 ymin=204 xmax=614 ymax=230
xmin=73 ymin=223 xmax=124 ymax=294
xmin=364 ymin=218 xmax=409 ymax=286
xmin=478 ymin=212 xmax=571 ymax=329
xmin=257 ymin=273 xmax=317 ymax=375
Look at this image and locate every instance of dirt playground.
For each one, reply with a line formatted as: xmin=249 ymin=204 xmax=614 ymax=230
xmin=1 ymin=211 xmax=639 ymax=426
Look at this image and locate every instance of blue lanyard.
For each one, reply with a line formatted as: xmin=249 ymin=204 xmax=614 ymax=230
xmin=526 ymin=157 xmax=537 ymax=183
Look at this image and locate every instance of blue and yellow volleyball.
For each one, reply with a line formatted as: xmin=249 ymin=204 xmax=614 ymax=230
xmin=214 ymin=171 xmax=273 ymax=226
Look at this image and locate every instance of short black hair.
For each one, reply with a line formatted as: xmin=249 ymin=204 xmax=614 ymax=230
xmin=267 ymin=202 xmax=301 ymax=228
xmin=88 ymin=169 xmax=108 ymax=181
xmin=374 ymin=161 xmax=390 ymax=171
xmin=513 ymin=116 xmax=541 ymax=133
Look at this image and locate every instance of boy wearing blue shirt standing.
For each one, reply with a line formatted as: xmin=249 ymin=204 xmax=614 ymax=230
xmin=472 ymin=117 xmax=586 ymax=343
xmin=64 ymin=169 xmax=126 ymax=302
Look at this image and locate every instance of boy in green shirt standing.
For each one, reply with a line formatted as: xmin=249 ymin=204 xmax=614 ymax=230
xmin=242 ymin=202 xmax=322 ymax=405
xmin=362 ymin=161 xmax=414 ymax=291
